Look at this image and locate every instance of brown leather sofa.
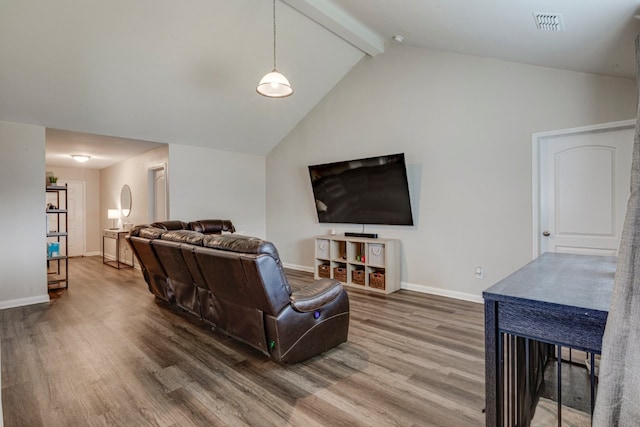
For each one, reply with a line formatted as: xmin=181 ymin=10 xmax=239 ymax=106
xmin=151 ymin=219 xmax=235 ymax=234
xmin=126 ymin=221 xmax=349 ymax=363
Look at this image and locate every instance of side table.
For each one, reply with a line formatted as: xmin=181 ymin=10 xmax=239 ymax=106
xmin=103 ymin=229 xmax=133 ymax=269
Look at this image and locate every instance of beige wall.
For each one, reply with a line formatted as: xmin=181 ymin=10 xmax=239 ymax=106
xmin=44 ymin=166 xmax=101 ymax=254
xmin=99 ymin=142 xmax=267 ymax=264
xmin=1 ymin=44 xmax=636 ymax=308
xmin=168 ymin=144 xmax=266 ymax=238
xmin=0 ymin=120 xmax=49 ymax=309
xmin=266 ymin=44 xmax=637 ymax=300
xmin=100 ymin=145 xmax=169 ymax=231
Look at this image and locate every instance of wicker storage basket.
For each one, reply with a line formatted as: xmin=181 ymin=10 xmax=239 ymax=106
xmin=369 ymin=272 xmax=386 ymax=290
xmin=352 ymin=269 xmax=365 ymax=285
xmin=334 ymin=267 xmax=347 ymax=282
xmin=318 ymin=264 xmax=331 ymax=278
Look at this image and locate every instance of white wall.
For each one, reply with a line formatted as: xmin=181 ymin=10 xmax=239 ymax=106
xmin=0 ymin=121 xmax=49 ymax=309
xmin=45 ymin=166 xmax=101 ymax=254
xmin=169 ymin=144 xmax=266 ymax=238
xmin=100 ymin=145 xmax=169 ymax=231
xmin=266 ymin=44 xmax=637 ymax=300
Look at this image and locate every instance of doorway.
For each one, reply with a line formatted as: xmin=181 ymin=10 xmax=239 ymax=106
xmin=48 ymin=180 xmax=86 ymax=257
xmin=533 ymin=120 xmax=635 ymax=256
xmin=148 ymin=164 xmax=168 ymax=223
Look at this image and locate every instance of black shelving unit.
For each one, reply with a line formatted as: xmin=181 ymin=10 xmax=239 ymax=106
xmin=46 ymin=184 xmax=68 ymax=289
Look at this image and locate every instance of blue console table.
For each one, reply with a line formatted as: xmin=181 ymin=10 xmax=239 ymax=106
xmin=483 ymin=252 xmax=615 ymax=426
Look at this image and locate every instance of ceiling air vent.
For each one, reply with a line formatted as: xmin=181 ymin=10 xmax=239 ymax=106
xmin=533 ymin=13 xmax=564 ymax=32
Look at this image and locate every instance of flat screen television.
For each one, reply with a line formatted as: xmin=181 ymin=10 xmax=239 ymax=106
xmin=308 ymin=153 xmax=414 ymax=225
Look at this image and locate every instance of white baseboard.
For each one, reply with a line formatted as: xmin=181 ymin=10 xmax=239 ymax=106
xmin=84 ymin=251 xmax=101 ymax=257
xmin=0 ymin=294 xmax=50 ymax=311
xmin=0 ymin=321 xmax=2 ymax=427
xmin=283 ymin=263 xmax=483 ymax=304
xmin=401 ymin=282 xmax=483 ymax=304
xmin=282 ymin=263 xmax=314 ymax=273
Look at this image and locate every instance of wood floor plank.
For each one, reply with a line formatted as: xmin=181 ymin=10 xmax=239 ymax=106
xmin=2 ymin=256 xmax=486 ymax=426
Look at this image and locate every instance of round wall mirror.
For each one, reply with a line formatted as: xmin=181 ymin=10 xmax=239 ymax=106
xmin=120 ymin=184 xmax=132 ymax=217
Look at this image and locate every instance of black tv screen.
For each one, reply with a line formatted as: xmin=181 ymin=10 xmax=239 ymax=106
xmin=308 ymin=153 xmax=414 ymax=225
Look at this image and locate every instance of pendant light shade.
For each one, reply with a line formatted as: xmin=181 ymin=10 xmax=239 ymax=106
xmin=257 ymin=70 xmax=293 ymax=98
xmin=257 ymin=0 xmax=293 ymax=98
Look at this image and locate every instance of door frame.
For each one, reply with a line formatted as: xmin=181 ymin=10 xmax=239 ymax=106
xmin=147 ymin=163 xmax=169 ymax=223
xmin=58 ymin=179 xmax=87 ymax=256
xmin=531 ymin=119 xmax=635 ymax=257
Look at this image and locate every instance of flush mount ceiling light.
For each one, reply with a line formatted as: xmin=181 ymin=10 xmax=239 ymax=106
xmin=257 ymin=0 xmax=293 ymax=98
xmin=71 ymin=154 xmax=91 ymax=163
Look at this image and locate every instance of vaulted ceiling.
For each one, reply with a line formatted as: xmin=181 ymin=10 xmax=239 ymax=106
xmin=2 ymin=0 xmax=639 ymax=167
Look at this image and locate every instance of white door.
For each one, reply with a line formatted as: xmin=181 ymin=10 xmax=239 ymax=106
xmin=148 ymin=165 xmax=168 ymax=222
xmin=538 ymin=123 xmax=634 ymax=256
xmin=155 ymin=170 xmax=166 ymax=222
xmin=60 ymin=180 xmax=85 ymax=257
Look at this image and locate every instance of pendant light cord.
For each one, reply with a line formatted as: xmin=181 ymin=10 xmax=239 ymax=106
xmin=256 ymin=0 xmax=292 ymax=97
xmin=272 ymin=0 xmax=277 ymax=70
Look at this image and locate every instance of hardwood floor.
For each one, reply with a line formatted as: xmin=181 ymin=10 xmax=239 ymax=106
xmin=1 ymin=256 xmax=486 ymax=426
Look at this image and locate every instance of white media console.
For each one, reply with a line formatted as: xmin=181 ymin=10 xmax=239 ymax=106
xmin=314 ymin=235 xmax=400 ymax=294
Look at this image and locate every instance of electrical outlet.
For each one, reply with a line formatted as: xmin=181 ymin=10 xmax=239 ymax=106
xmin=475 ymin=266 xmax=484 ymax=279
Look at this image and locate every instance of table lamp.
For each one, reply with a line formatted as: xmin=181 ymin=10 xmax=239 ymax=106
xmin=108 ymin=209 xmax=120 ymax=230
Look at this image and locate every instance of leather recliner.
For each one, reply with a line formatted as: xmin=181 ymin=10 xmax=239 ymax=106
xmin=188 ymin=219 xmax=235 ymax=234
xmin=126 ymin=223 xmax=349 ymax=363
xmin=150 ymin=220 xmax=188 ymax=231
xmin=127 ymin=225 xmax=173 ymax=302
xmin=150 ymin=219 xmax=235 ymax=235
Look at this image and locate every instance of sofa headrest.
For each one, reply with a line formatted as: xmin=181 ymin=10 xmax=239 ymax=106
xmin=161 ymin=230 xmax=205 ymax=245
xmin=188 ymin=219 xmax=235 ymax=234
xmin=202 ymin=234 xmax=280 ymax=260
xmin=150 ymin=220 xmax=188 ymax=231
xmin=128 ymin=225 xmax=151 ymax=237
xmin=138 ymin=227 xmax=167 ymax=239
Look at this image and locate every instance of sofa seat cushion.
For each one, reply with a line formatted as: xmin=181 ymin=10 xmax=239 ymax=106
xmin=290 ymin=279 xmax=343 ymax=312
xmin=161 ymin=230 xmax=205 ymax=245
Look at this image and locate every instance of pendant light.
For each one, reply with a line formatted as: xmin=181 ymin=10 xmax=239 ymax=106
xmin=257 ymin=0 xmax=293 ymax=98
